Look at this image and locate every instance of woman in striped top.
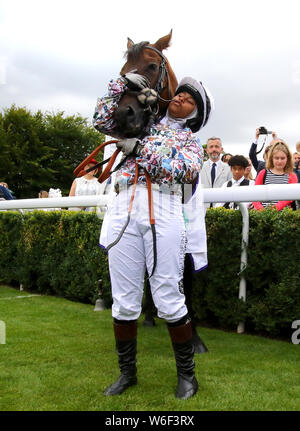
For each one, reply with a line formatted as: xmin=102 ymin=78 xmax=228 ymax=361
xmin=252 ymin=140 xmax=298 ymax=210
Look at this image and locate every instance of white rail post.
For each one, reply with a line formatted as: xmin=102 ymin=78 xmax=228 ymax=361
xmin=237 ymin=203 xmax=249 ymax=334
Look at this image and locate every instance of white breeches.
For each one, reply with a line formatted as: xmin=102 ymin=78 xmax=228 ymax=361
xmin=106 ymin=185 xmax=188 ymax=323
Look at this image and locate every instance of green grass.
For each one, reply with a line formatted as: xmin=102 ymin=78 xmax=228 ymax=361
xmin=0 ymin=285 xmax=299 ymax=411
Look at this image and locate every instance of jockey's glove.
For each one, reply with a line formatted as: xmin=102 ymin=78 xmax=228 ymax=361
xmin=116 ymin=138 xmax=142 ymax=156
xmin=122 ymin=73 xmax=150 ymax=91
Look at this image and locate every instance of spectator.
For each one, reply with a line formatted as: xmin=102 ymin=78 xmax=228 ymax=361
xmin=200 ymin=137 xmax=232 ymax=208
xmin=69 ymin=159 xmax=104 ymax=211
xmin=37 ymin=189 xmax=62 ymax=211
xmin=244 ymin=157 xmax=255 ymax=184
xmin=0 ymin=182 xmax=16 ymax=199
xmin=296 ymin=141 xmax=300 ymax=153
xmin=0 ymin=184 xmax=14 ymax=200
xmin=249 ymin=128 xmax=277 ymax=174
xmin=38 ymin=190 xmax=49 ymax=199
xmin=221 ymin=153 xmax=232 ymax=164
xmin=215 ymin=155 xmax=253 ymax=209
xmin=293 ymin=153 xmax=300 ymax=178
xmin=251 ymin=140 xmax=298 ymax=211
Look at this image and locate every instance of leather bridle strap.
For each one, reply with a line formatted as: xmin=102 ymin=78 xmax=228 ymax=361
xmin=143 ymin=45 xmax=171 ymax=100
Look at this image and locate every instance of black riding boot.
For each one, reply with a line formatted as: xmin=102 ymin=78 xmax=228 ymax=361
xmin=167 ymin=317 xmax=198 ymax=400
xmin=104 ymin=319 xmax=138 ymax=396
xmin=191 ymin=322 xmax=208 ymax=354
xmin=183 ymin=254 xmax=208 ymax=354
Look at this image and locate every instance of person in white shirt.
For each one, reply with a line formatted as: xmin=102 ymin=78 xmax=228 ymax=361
xmin=215 ymin=155 xmax=254 ymax=209
xmin=69 ymin=158 xmax=104 ymax=211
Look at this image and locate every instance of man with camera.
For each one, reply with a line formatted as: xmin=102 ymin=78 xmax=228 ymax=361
xmin=249 ymin=127 xmax=277 ymax=174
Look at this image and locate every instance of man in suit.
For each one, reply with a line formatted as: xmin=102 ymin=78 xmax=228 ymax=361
xmin=200 ymin=137 xmax=232 ymax=208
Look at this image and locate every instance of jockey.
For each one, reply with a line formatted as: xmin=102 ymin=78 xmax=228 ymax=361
xmin=93 ymin=75 xmax=213 ymax=400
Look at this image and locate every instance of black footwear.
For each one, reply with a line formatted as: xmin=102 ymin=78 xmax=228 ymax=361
xmin=168 ymin=318 xmax=198 ymax=400
xmin=104 ymin=320 xmax=138 ymax=396
xmin=143 ymin=317 xmax=156 ymax=327
xmin=192 ymin=325 xmax=208 ymax=354
xmin=176 ymin=375 xmax=199 ymax=400
xmin=104 ymin=373 xmax=137 ymax=396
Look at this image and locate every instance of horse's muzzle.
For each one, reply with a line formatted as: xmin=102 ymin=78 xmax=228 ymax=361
xmin=115 ymin=102 xmax=148 ymax=138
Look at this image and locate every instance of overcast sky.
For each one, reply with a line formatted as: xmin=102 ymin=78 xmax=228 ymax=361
xmin=1 ymin=0 xmax=300 ymax=157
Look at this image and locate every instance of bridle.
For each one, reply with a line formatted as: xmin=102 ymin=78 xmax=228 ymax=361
xmin=122 ymin=45 xmax=173 ymax=137
xmin=143 ymin=45 xmax=172 ymax=100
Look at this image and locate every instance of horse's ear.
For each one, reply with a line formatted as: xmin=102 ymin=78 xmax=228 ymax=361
xmin=153 ymin=30 xmax=172 ymax=52
xmin=127 ymin=37 xmax=134 ymax=49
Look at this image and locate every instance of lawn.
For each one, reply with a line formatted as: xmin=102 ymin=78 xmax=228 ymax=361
xmin=0 ymin=285 xmax=299 ymax=411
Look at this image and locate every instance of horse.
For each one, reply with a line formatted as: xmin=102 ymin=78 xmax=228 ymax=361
xmin=113 ymin=30 xmax=178 ymax=138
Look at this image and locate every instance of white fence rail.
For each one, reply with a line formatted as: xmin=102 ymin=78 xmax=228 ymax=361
xmin=1 ymin=183 xmax=300 ymax=210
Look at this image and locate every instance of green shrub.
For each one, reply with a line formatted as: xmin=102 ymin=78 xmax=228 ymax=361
xmin=1 ymin=208 xmax=299 ymax=338
xmin=0 ymin=210 xmax=112 ymax=307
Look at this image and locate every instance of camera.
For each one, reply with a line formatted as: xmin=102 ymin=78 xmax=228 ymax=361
xmin=259 ymin=126 xmax=272 ymax=135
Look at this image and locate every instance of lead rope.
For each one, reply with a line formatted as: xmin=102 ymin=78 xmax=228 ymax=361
xmin=144 ymin=169 xmax=157 ymax=277
xmin=106 ymin=161 xmax=139 ymax=252
xmin=105 ymin=161 xmax=157 ymax=278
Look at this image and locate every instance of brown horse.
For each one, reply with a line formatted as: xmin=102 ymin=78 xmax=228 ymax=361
xmin=113 ymin=30 xmax=178 ymax=138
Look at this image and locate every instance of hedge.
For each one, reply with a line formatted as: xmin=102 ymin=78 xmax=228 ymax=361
xmin=0 ymin=210 xmax=111 ymax=306
xmin=1 ymin=208 xmax=299 ymax=338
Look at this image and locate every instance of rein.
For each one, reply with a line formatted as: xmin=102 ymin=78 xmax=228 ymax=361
xmin=73 ymin=140 xmax=158 ymax=277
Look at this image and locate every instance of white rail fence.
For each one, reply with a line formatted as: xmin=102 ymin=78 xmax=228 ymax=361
xmin=1 ymin=183 xmax=300 ymax=334
xmin=1 ymin=183 xmax=300 ymax=210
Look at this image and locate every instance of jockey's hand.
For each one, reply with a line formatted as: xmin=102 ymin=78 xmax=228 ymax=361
xmin=122 ymin=73 xmax=150 ymax=91
xmin=116 ymin=138 xmax=142 ymax=156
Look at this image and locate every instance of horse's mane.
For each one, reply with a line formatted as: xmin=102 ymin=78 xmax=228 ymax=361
xmin=124 ymin=41 xmax=149 ymax=61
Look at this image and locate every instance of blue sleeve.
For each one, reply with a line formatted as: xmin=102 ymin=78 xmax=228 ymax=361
xmin=0 ymin=186 xmax=14 ymax=200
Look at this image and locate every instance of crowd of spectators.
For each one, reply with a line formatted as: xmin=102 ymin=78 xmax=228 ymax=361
xmin=203 ymin=129 xmax=300 ymax=211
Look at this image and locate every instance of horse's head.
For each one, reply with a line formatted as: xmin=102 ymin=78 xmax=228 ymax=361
xmin=114 ymin=31 xmax=178 ymax=138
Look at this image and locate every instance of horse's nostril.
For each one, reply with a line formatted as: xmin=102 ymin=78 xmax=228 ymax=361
xmin=126 ymin=106 xmax=135 ymax=117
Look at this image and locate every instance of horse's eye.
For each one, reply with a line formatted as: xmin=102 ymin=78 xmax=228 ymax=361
xmin=147 ymin=63 xmax=158 ymax=72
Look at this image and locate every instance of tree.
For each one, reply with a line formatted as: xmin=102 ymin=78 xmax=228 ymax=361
xmin=0 ymin=105 xmax=104 ymax=198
